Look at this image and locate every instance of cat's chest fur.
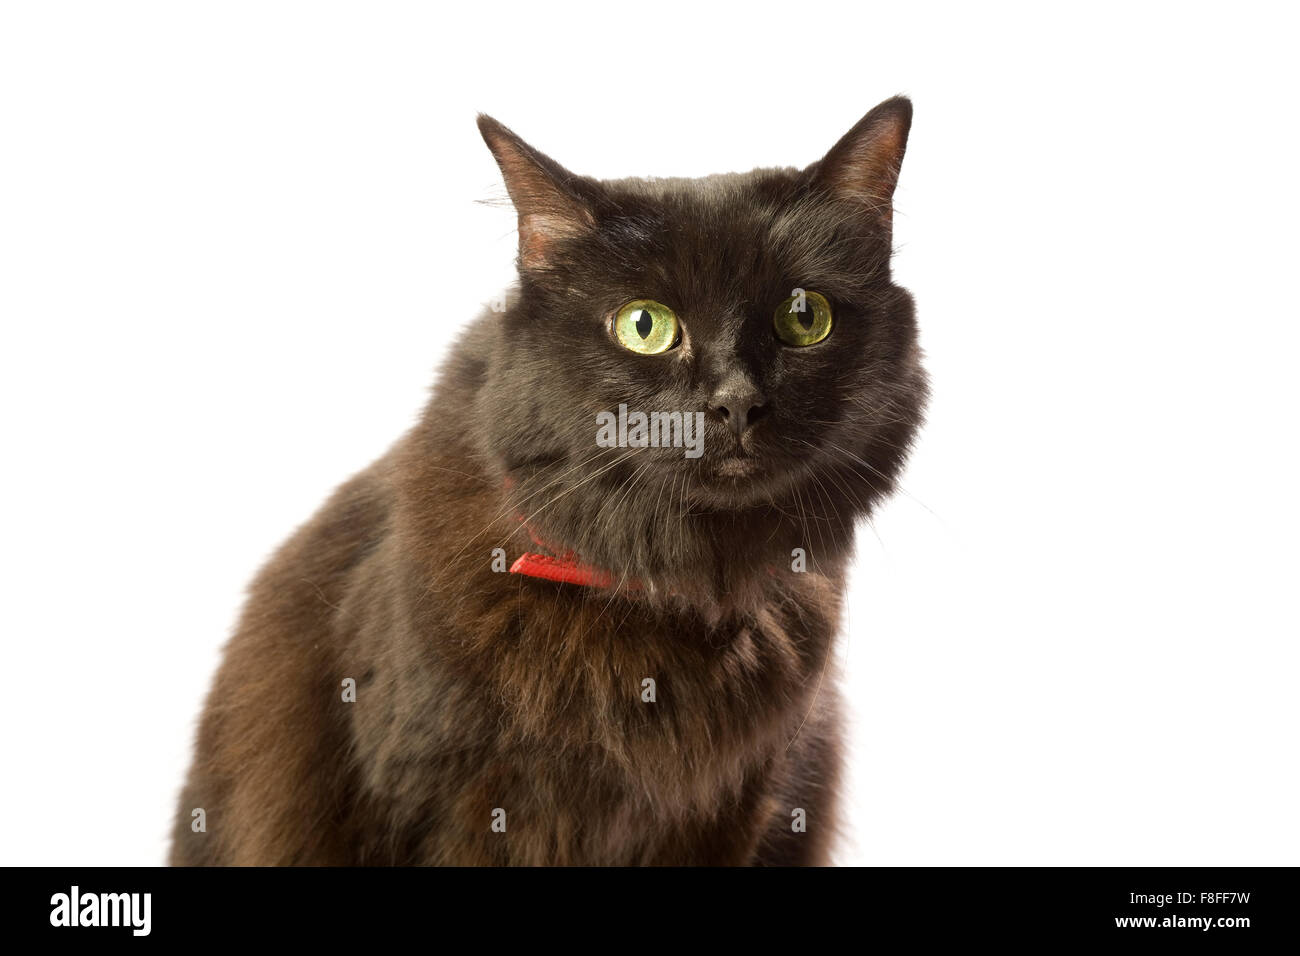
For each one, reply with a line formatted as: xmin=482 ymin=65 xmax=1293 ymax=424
xmin=332 ymin=450 xmax=846 ymax=865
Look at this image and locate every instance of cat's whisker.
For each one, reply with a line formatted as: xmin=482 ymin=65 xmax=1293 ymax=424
xmin=417 ymin=446 xmax=628 ymax=611
xmin=517 ymin=447 xmax=645 ymax=533
xmin=511 ymin=445 xmax=620 ymax=507
xmin=819 ymin=437 xmax=940 ymax=521
xmin=801 ymin=422 xmax=915 ymax=459
xmin=811 ymin=457 xmax=872 ymax=513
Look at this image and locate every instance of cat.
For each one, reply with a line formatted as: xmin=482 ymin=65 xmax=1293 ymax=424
xmin=170 ymin=96 xmax=927 ymax=866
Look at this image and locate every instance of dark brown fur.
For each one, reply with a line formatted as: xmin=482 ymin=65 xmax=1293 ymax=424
xmin=171 ymin=97 xmax=925 ymax=866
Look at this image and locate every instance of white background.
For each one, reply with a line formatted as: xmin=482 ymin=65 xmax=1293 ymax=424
xmin=2 ymin=2 xmax=1297 ymax=866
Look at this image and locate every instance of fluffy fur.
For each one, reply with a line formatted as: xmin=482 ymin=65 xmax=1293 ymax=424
xmin=171 ymin=97 xmax=927 ymax=865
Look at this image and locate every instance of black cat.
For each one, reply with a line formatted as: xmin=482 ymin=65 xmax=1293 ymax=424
xmin=172 ymin=96 xmax=927 ymax=865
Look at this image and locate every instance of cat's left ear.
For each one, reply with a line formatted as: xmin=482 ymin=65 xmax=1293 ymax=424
xmin=806 ymin=96 xmax=912 ymax=220
xmin=478 ymin=115 xmax=598 ymax=271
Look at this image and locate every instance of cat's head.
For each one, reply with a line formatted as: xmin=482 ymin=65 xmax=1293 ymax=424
xmin=472 ymin=99 xmax=927 ymax=589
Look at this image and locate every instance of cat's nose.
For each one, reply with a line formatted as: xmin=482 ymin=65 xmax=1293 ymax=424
xmin=711 ymin=381 xmax=767 ymax=437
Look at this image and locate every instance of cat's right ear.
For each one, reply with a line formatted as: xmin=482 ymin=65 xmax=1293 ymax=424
xmin=478 ymin=115 xmax=597 ymax=271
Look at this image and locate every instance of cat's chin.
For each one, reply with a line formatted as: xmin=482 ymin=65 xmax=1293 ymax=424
xmin=714 ymin=456 xmax=763 ymax=479
xmin=687 ymin=456 xmax=791 ymax=510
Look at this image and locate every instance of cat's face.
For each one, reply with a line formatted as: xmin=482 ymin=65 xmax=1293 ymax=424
xmin=476 ymin=100 xmax=925 ymax=566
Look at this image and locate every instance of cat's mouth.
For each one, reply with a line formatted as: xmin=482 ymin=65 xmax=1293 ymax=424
xmin=713 ymin=454 xmax=763 ymax=479
xmin=688 ymin=456 xmax=789 ymax=510
xmin=689 ymin=449 xmax=783 ymax=505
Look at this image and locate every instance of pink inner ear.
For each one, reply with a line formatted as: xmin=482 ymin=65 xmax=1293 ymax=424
xmin=518 ymin=211 xmax=588 ymax=269
xmin=842 ymin=130 xmax=905 ymax=205
xmin=518 ymin=216 xmax=550 ymax=269
xmin=518 ymin=214 xmax=562 ymax=269
xmin=817 ymin=100 xmax=912 ymax=211
xmin=479 ymin=118 xmax=597 ymax=269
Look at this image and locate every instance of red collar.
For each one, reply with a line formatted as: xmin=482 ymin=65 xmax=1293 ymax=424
xmin=505 ymin=483 xmax=638 ymax=589
xmin=509 ymin=522 xmax=638 ymax=589
xmin=509 ymin=550 xmax=621 ymax=588
xmin=504 ymin=483 xmax=783 ymax=592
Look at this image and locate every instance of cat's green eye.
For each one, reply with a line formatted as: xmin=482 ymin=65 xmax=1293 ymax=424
xmin=773 ymin=290 xmax=833 ymax=346
xmin=613 ymin=299 xmax=680 ymax=355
